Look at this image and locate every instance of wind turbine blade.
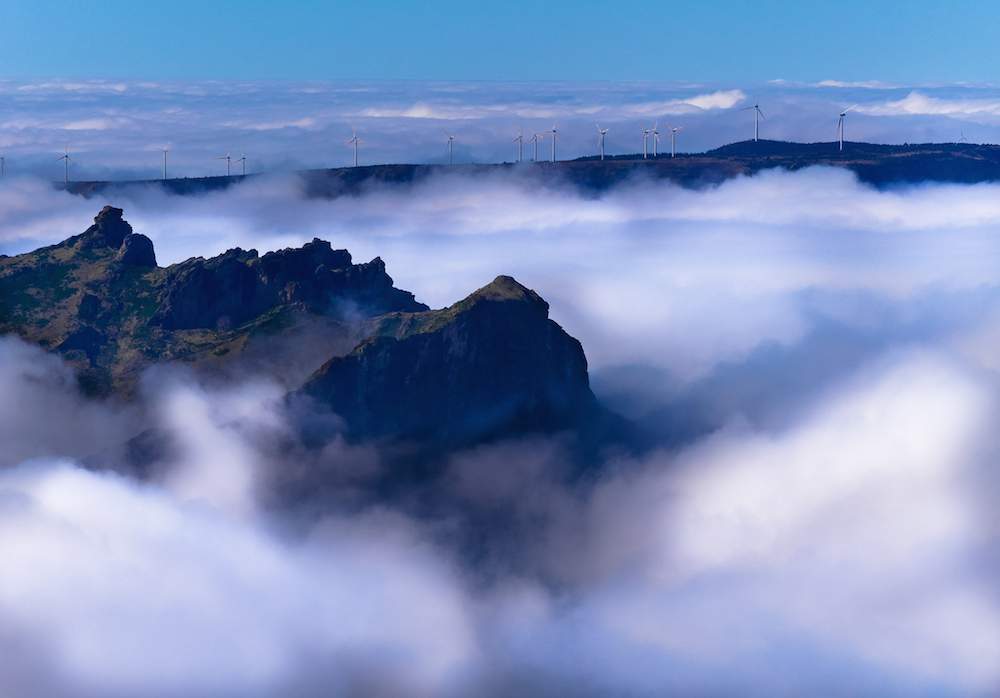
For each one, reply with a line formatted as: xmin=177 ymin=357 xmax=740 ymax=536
xmin=758 ymin=109 xmax=766 ymax=120
xmin=845 ymin=104 xmax=858 ymax=114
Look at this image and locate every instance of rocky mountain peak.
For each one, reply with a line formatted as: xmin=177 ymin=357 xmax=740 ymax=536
xmin=460 ymin=274 xmax=548 ymax=311
xmin=74 ymin=205 xmax=134 ymax=250
xmin=302 ymin=276 xmax=597 ymax=445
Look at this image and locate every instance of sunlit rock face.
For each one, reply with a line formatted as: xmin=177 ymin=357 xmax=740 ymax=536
xmin=303 ymin=275 xmax=600 ymax=444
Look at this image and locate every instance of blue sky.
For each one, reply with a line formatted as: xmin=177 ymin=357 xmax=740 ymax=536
xmin=2 ymin=0 xmax=998 ymax=82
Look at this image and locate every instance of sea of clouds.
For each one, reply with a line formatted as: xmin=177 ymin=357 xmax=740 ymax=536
xmin=2 ymin=81 xmax=1000 ymax=696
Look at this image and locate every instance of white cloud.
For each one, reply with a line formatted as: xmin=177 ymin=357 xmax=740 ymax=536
xmin=815 ymin=80 xmax=895 ymax=89
xmin=550 ymin=351 xmax=1000 ymax=694
xmin=0 ymin=459 xmax=477 ymax=697
xmin=858 ymin=90 xmax=1000 ymax=117
xmin=222 ymin=117 xmax=318 ymax=131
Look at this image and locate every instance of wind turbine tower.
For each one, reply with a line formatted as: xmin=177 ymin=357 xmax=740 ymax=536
xmin=639 ymin=122 xmax=653 ymax=158
xmin=234 ymin=146 xmax=249 ymax=175
xmin=156 ymin=142 xmax=170 ymax=180
xmin=545 ymin=120 xmax=558 ymax=162
xmin=55 ymin=143 xmax=73 ymax=183
xmin=740 ymin=97 xmax=765 ymax=142
xmin=528 ymin=127 xmax=542 ymax=161
xmin=216 ymin=147 xmax=234 ymax=175
xmin=837 ymin=105 xmax=857 ymax=151
xmin=651 ymin=121 xmax=660 ymax=157
xmin=511 ymin=124 xmax=526 ymax=162
xmin=0 ymin=147 xmax=7 ymax=178
xmin=443 ymin=129 xmax=460 ymax=164
xmin=597 ymin=124 xmax=609 ymax=160
xmin=347 ymin=125 xmax=364 ymax=167
xmin=668 ymin=125 xmax=683 ymax=157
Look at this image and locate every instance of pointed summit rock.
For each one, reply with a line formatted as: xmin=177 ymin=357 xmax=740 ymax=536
xmin=72 ymin=206 xmax=134 ymax=250
xmin=301 ymin=276 xmax=599 ymax=444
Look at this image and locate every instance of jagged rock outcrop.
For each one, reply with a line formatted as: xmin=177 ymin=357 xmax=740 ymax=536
xmin=151 ymin=239 xmax=425 ymax=331
xmin=71 ymin=206 xmax=134 ymax=250
xmin=301 ymin=276 xmax=599 ymax=444
xmin=116 ymin=233 xmax=156 ymax=267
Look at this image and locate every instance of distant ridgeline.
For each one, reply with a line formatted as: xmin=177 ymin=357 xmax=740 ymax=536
xmin=58 ymin=141 xmax=1000 ymax=198
xmin=0 ymin=207 xmax=611 ymax=454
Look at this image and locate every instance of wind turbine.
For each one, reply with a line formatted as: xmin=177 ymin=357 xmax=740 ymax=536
xmin=639 ymin=122 xmax=653 ymax=158
xmin=837 ymin=105 xmax=857 ymax=151
xmin=0 ymin=146 xmax=7 ymax=178
xmin=443 ymin=129 xmax=460 ymax=164
xmin=667 ymin=125 xmax=683 ymax=157
xmin=55 ymin=142 xmax=72 ymax=183
xmin=234 ymin=146 xmax=249 ymax=175
xmin=959 ymin=131 xmax=968 ymax=144
xmin=651 ymin=121 xmax=660 ymax=157
xmin=511 ymin=124 xmax=525 ymax=162
xmin=597 ymin=124 xmax=609 ymax=160
xmin=156 ymin=142 xmax=170 ymax=180
xmin=740 ymin=97 xmax=765 ymax=142
xmin=528 ymin=126 xmax=543 ymax=162
xmin=347 ymin=125 xmax=364 ymax=167
xmin=216 ymin=147 xmax=234 ymax=175
xmin=545 ymin=119 xmax=558 ymax=162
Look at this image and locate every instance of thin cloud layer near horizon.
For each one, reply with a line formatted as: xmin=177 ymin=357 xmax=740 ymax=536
xmin=1 ymin=79 xmax=999 ymax=182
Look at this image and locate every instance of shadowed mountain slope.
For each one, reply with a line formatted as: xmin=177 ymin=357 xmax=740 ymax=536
xmin=301 ymin=275 xmax=603 ymax=446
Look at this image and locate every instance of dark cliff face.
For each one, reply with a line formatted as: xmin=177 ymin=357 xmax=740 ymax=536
xmin=301 ymin=275 xmax=599 ymax=445
xmin=152 ymin=239 xmax=425 ymax=331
